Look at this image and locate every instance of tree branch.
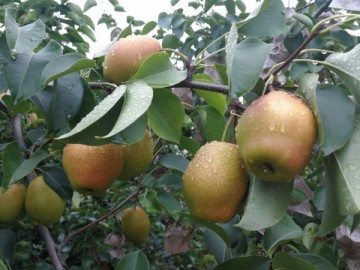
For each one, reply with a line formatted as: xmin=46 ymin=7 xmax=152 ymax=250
xmin=58 ymin=189 xmax=140 ymax=251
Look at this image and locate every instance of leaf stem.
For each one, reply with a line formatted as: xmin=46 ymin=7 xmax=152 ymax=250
xmin=221 ymin=114 xmax=236 ymax=142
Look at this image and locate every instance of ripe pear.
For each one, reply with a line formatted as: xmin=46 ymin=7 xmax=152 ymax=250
xmin=121 ymin=206 xmax=151 ymax=245
xmin=25 ymin=176 xmax=65 ymax=226
xmin=62 ymin=144 xmax=124 ymax=196
xmin=182 ymin=141 xmax=248 ymax=223
xmin=103 ymin=35 xmax=161 ymax=85
xmin=119 ymin=131 xmax=153 ymax=181
xmin=236 ymin=90 xmax=317 ymax=182
xmin=0 ymin=183 xmax=26 ymax=225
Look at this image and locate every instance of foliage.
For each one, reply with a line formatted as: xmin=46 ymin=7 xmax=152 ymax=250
xmin=1 ymin=0 xmax=360 ymax=269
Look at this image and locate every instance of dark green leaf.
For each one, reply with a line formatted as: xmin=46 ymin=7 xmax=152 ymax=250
xmin=352 ymin=214 xmax=360 ymax=232
xmin=237 ymin=176 xmax=293 ymax=230
xmin=147 ymin=89 xmax=184 ymax=143
xmin=162 ymin=34 xmax=182 ymax=49
xmin=158 ymin=12 xmax=171 ymax=29
xmin=205 ymin=0 xmax=219 ymax=12
xmin=313 ymin=185 xmax=325 ymax=211
xmin=294 ymin=254 xmax=337 ymax=270
xmin=43 ymin=166 xmax=73 ymax=199
xmin=158 ymin=153 xmax=189 ymax=173
xmin=111 ymin=114 xmax=147 ymax=145
xmin=142 ymin=21 xmax=157 ymax=35
xmin=171 ymin=0 xmax=180 ymax=6
xmin=0 ymin=229 xmax=16 ymax=262
xmin=179 ymin=136 xmax=200 ymax=155
xmin=214 ymin=256 xmax=271 ymax=270
xmin=273 ymin=252 xmax=319 ymax=270
xmin=263 ymin=214 xmax=303 ymax=253
xmin=231 ymin=38 xmax=272 ymax=97
xmin=84 ymin=0 xmax=97 ymax=12
xmin=42 ymin=53 xmax=95 ymax=86
xmin=196 ymin=105 xmax=226 ymax=142
xmin=129 ymin=52 xmax=187 ymax=88
xmin=157 ymin=192 xmax=181 ymax=215
xmin=115 ymin=251 xmax=149 ymax=270
xmin=155 ymin=173 xmax=182 ymax=190
xmin=2 ymin=142 xmax=23 ymax=189
xmin=316 ymin=84 xmax=355 ymax=156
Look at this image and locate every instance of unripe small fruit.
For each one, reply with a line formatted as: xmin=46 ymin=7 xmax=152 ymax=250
xmin=62 ymin=144 xmax=124 ymax=196
xmin=235 ymin=90 xmax=317 ymax=182
xmin=0 ymin=183 xmax=26 ymax=225
xmin=25 ymin=176 xmax=65 ymax=226
xmin=183 ymin=141 xmax=248 ymax=223
xmin=103 ymin=35 xmax=161 ymax=85
xmin=119 ymin=131 xmax=153 ymax=181
xmin=121 ymin=206 xmax=151 ymax=245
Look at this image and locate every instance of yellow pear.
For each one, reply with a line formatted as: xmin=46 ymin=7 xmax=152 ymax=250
xmin=25 ymin=176 xmax=65 ymax=226
xmin=235 ymin=90 xmax=317 ymax=182
xmin=182 ymin=141 xmax=248 ymax=223
xmin=119 ymin=131 xmax=153 ymax=181
xmin=0 ymin=183 xmax=26 ymax=225
xmin=121 ymin=206 xmax=151 ymax=245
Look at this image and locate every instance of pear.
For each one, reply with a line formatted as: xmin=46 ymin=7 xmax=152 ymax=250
xmin=182 ymin=141 xmax=248 ymax=223
xmin=25 ymin=176 xmax=65 ymax=226
xmin=0 ymin=183 xmax=26 ymax=225
xmin=235 ymin=90 xmax=317 ymax=182
xmin=62 ymin=144 xmax=124 ymax=196
xmin=119 ymin=131 xmax=153 ymax=181
xmin=121 ymin=206 xmax=151 ymax=245
xmin=103 ymin=35 xmax=161 ymax=85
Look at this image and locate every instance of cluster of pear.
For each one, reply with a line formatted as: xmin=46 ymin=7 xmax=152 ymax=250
xmin=183 ymin=90 xmax=317 ymax=223
xmin=0 ymin=176 xmax=65 ymax=226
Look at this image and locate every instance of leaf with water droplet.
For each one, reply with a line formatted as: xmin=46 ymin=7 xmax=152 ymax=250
xmin=99 ymin=80 xmax=153 ymax=139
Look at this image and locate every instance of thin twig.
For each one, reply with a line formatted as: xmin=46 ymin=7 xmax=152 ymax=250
xmin=314 ymin=0 xmax=333 ymax=19
xmin=58 ymin=189 xmax=140 ymax=251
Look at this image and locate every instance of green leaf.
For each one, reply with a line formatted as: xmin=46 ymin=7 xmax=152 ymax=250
xmin=162 ymin=34 xmax=182 ymax=49
xmin=214 ymin=256 xmax=271 ymax=270
xmin=100 ymin=81 xmax=153 ymax=139
xmin=273 ymin=252 xmax=336 ymax=270
xmin=237 ymin=0 xmax=286 ymax=38
xmin=84 ymin=0 xmax=97 ymax=11
xmin=0 ymin=229 xmax=16 ymax=262
xmin=0 ymin=258 xmax=7 ymax=270
xmin=129 ymin=52 xmax=187 ymax=88
xmin=179 ymin=136 xmax=200 ymax=155
xmin=196 ymin=105 xmax=226 ymax=142
xmin=9 ymin=149 xmax=49 ymax=185
xmin=231 ymin=38 xmax=272 ymax=97
xmin=158 ymin=153 xmax=189 ymax=173
xmin=263 ymin=214 xmax=303 ymax=253
xmin=316 ymin=84 xmax=355 ymax=156
xmin=155 ymin=173 xmax=182 ymax=190
xmin=111 ymin=114 xmax=147 ymax=145
xmin=56 ymin=85 xmax=126 ymax=144
xmin=46 ymin=72 xmax=84 ymax=131
xmin=158 ymin=12 xmax=171 ymax=29
xmin=237 ymin=176 xmax=293 ymax=230
xmin=205 ymin=0 xmax=219 ymax=12
xmin=43 ymin=166 xmax=73 ymax=200
xmin=318 ymin=156 xmax=347 ymax=236
xmin=5 ymin=8 xmax=46 ymax=53
xmin=157 ymin=192 xmax=181 ymax=215
xmin=324 ymin=44 xmax=360 ymax=104
xmin=79 ymin=25 xmax=96 ymax=42
xmin=226 ymin=23 xmax=238 ymax=89
xmin=352 ymin=214 xmax=360 ymax=232
xmin=42 ymin=53 xmax=95 ymax=86
xmin=3 ymin=39 xmax=62 ymax=103
xmin=141 ymin=21 xmax=157 ymax=35
xmin=193 ymin=74 xmax=226 ymax=115
xmin=115 ymin=251 xmax=149 ymax=270
xmin=147 ymin=89 xmax=184 ymax=143
xmin=2 ymin=142 xmax=23 ymax=189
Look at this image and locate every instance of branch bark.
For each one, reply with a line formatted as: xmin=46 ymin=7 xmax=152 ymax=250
xmin=39 ymin=225 xmax=65 ymax=270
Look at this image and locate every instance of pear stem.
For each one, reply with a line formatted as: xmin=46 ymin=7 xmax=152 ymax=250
xmin=221 ymin=113 xmax=236 ymax=143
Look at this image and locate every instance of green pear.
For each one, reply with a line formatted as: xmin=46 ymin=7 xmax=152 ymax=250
xmin=121 ymin=206 xmax=151 ymax=245
xmin=182 ymin=141 xmax=248 ymax=223
xmin=0 ymin=183 xmax=26 ymax=225
xmin=236 ymin=90 xmax=317 ymax=182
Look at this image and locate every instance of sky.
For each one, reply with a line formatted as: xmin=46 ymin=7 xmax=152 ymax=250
xmin=81 ymin=0 xmax=299 ymax=56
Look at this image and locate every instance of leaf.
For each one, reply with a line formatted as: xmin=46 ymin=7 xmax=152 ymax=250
xmin=230 ymin=38 xmax=272 ymax=97
xmin=142 ymin=21 xmax=157 ymax=35
xmin=179 ymin=136 xmax=200 ymax=155
xmin=56 ymin=85 xmax=126 ymax=143
xmin=236 ymin=176 xmax=293 ymax=231
xmin=273 ymin=252 xmax=336 ymax=270
xmin=237 ymin=0 xmax=286 ymax=38
xmin=2 ymin=142 xmax=23 ymax=189
xmin=115 ymin=251 xmax=149 ymax=270
xmin=317 ymin=156 xmax=347 ymax=236
xmin=155 ymin=173 xmax=182 ymax=190
xmin=214 ymin=256 xmax=271 ymax=270
xmin=204 ymin=0 xmax=219 ymax=12
xmin=3 ymin=39 xmax=62 ymax=103
xmin=157 ymin=192 xmax=181 ymax=215
xmin=263 ymin=214 xmax=303 ymax=253
xmin=84 ymin=0 xmax=97 ymax=11
xmin=226 ymin=23 xmax=238 ymax=88
xmin=46 ymin=72 xmax=84 ymax=131
xmin=193 ymin=74 xmax=226 ymax=115
xmin=111 ymin=114 xmax=147 ymax=145
xmin=324 ymin=44 xmax=360 ymax=104
xmin=129 ymin=52 xmax=187 ymax=88
xmin=10 ymin=149 xmax=49 ymax=185
xmin=196 ymin=105 xmax=226 ymax=142
xmin=316 ymin=84 xmax=355 ymax=156
xmin=100 ymin=81 xmax=152 ymax=139
xmin=42 ymin=53 xmax=95 ymax=86
xmin=147 ymin=89 xmax=184 ymax=143
xmin=0 ymin=229 xmax=16 ymax=262
xmin=5 ymin=8 xmax=46 ymax=53
xmin=158 ymin=153 xmax=189 ymax=173
xmin=43 ymin=166 xmax=73 ymax=200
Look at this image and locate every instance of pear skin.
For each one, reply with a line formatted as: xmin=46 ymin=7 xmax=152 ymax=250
xmin=0 ymin=183 xmax=26 ymax=225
